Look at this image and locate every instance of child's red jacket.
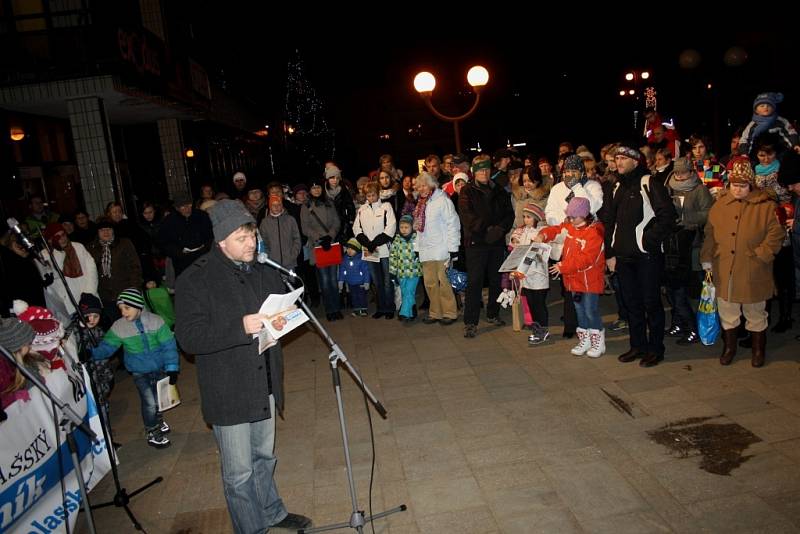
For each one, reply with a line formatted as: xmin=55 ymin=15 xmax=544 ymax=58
xmin=539 ymin=221 xmax=605 ymax=294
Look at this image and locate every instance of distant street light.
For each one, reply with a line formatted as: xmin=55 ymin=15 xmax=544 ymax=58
xmin=413 ymin=65 xmax=489 ymax=153
xmin=620 ymin=70 xmax=654 ymax=131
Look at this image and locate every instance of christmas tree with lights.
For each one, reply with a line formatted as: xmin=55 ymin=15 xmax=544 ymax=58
xmin=283 ymin=50 xmax=335 ymax=172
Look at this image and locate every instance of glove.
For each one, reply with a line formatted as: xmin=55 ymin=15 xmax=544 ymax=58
xmin=361 ymin=283 xmax=370 ymax=290
xmin=485 ymin=225 xmax=505 ymax=244
xmin=366 ymin=240 xmax=377 ymax=253
xmin=338 ymin=281 xmax=344 ymax=290
xmin=167 ymin=371 xmax=179 ymax=385
xmin=320 ymin=235 xmax=332 ymax=251
xmin=42 ymin=272 xmax=55 ymax=287
xmin=449 ymin=252 xmax=459 ymax=263
xmin=390 ymin=274 xmax=398 ymax=284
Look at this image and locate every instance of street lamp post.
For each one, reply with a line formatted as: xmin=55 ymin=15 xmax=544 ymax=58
xmin=619 ymin=70 xmax=653 ymax=132
xmin=413 ymin=66 xmax=489 ymax=154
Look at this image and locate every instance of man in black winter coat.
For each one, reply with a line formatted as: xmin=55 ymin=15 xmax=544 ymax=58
xmin=603 ymin=143 xmax=677 ymax=367
xmin=459 ymin=155 xmax=514 ymax=338
xmin=158 ymin=194 xmax=213 ymax=277
xmin=175 ymin=199 xmax=311 ymax=533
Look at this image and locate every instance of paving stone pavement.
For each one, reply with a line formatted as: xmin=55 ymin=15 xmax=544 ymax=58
xmin=76 ymin=296 xmax=800 ymax=533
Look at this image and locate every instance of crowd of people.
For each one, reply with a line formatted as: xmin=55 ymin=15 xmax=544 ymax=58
xmin=1 ymin=91 xmax=799 ymax=534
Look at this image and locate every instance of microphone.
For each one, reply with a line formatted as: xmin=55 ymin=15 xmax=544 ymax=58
xmin=7 ymin=217 xmax=48 ymax=265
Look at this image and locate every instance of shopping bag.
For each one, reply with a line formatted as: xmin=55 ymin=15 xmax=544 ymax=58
xmin=394 ymin=283 xmax=402 ymax=311
xmin=697 ymin=271 xmax=720 ymax=346
xmin=447 ymin=267 xmax=468 ymax=292
xmin=512 ymin=296 xmax=523 ymax=332
xmin=145 ymin=286 xmax=175 ymax=328
xmin=314 ymin=243 xmax=343 ymax=268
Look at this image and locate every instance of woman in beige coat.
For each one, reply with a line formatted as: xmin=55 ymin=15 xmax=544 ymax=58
xmin=700 ymin=158 xmax=784 ymax=367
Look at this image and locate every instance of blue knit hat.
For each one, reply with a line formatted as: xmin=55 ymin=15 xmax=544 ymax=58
xmin=753 ymin=92 xmax=783 ymax=112
xmin=399 ymin=214 xmax=414 ymax=226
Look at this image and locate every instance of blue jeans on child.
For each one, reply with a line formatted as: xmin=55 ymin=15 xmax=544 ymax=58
xmin=398 ymin=276 xmax=420 ymax=318
xmin=212 ymin=395 xmax=288 ymax=534
xmin=132 ymin=371 xmax=166 ymax=430
xmin=573 ymin=292 xmax=603 ymax=330
xmin=348 ymin=284 xmax=367 ymax=310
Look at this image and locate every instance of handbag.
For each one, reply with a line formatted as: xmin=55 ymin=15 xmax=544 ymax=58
xmin=697 ymin=271 xmax=720 ymax=346
xmin=309 ymin=207 xmax=342 ymax=267
xmin=313 ymin=243 xmax=342 ymax=268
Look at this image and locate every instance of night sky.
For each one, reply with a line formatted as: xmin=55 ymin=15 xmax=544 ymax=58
xmin=189 ymin=11 xmax=799 ymax=177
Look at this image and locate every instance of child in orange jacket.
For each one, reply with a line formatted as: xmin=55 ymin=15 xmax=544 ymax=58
xmin=536 ymin=196 xmax=606 ymax=357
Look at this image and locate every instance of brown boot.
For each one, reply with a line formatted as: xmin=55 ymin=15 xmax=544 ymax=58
xmin=720 ymin=328 xmax=738 ymax=365
xmin=751 ymin=330 xmax=766 ymax=368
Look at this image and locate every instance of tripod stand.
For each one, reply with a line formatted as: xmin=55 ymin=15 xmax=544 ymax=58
xmin=0 ymin=343 xmax=99 ymax=534
xmin=36 ymin=230 xmax=163 ymax=532
xmin=264 ymin=259 xmax=406 ymax=534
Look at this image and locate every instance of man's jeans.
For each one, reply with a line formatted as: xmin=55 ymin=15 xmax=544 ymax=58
xmin=212 ymin=396 xmax=288 ymax=534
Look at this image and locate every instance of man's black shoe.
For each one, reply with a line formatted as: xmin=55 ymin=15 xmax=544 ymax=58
xmin=639 ymin=352 xmax=664 ymax=368
xmin=440 ymin=318 xmax=456 ymax=326
xmin=422 ymin=317 xmax=439 ymax=324
xmin=272 ymin=512 xmax=312 ymax=530
xmin=618 ymin=348 xmax=644 ymax=363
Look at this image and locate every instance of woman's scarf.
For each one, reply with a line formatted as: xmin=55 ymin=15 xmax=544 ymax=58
xmin=326 ymin=184 xmax=341 ymax=199
xmin=755 ymin=160 xmax=780 ymax=176
xmin=668 ymin=174 xmax=700 ymax=192
xmin=61 ymin=242 xmax=83 ymax=278
xmin=100 ymin=239 xmax=113 ymax=278
xmin=412 ymin=194 xmax=430 ymax=233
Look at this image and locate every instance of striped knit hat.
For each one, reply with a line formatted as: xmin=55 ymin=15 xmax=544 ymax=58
xmin=117 ymin=288 xmax=145 ymax=310
xmin=522 ymin=203 xmax=545 ymax=222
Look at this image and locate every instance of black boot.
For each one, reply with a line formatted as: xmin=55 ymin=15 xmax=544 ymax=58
xmin=751 ymin=330 xmax=767 ymax=367
xmin=720 ymin=328 xmax=737 ymax=365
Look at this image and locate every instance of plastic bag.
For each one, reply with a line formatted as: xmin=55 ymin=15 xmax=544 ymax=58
xmin=697 ymin=271 xmax=720 ymax=346
xmin=394 ymin=283 xmax=402 ymax=311
xmin=447 ymin=268 xmax=468 ymax=292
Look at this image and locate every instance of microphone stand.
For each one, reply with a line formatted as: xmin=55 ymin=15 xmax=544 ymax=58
xmin=0 ymin=343 xmax=98 ymax=534
xmin=38 ymin=230 xmax=162 ymax=532
xmin=263 ymin=259 xmax=407 ymax=534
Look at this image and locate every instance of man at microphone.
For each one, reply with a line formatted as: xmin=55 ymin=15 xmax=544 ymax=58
xmin=175 ymin=199 xmax=311 ymax=534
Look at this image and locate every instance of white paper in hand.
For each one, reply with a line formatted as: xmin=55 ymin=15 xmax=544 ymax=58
xmin=257 ymin=286 xmax=309 ymax=341
xmin=157 ymin=376 xmax=181 ymax=412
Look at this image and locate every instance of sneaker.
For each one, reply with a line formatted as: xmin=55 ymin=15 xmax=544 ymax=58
xmin=272 ymin=513 xmax=312 ymax=530
xmin=586 ymin=329 xmax=606 ymax=358
xmin=610 ymin=319 xmax=628 ymax=331
xmin=570 ymin=328 xmax=591 ymax=356
xmin=159 ymin=420 xmax=170 ymax=434
xmin=676 ymin=331 xmax=700 ymax=345
xmin=527 ymin=324 xmax=550 ymax=346
xmin=665 ymin=325 xmax=682 ymax=337
xmin=147 ymin=429 xmax=171 ymax=449
xmin=464 ymin=324 xmax=477 ymax=338
xmin=486 ymin=316 xmax=506 ymax=326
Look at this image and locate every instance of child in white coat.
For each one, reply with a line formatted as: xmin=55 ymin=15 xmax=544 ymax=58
xmin=509 ymin=203 xmax=550 ymax=345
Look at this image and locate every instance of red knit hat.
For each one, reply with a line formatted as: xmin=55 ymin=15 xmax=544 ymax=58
xmin=14 ymin=300 xmax=64 ymax=353
xmin=43 ymin=222 xmax=66 ymax=243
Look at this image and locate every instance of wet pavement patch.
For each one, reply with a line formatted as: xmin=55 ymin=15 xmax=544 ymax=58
xmin=647 ymin=416 xmax=762 ymax=475
xmin=601 ymin=387 xmax=635 ymax=418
